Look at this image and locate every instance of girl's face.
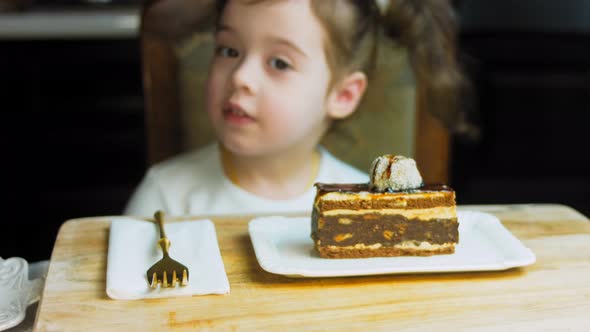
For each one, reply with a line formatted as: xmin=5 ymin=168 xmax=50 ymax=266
xmin=206 ymin=0 xmax=333 ymax=157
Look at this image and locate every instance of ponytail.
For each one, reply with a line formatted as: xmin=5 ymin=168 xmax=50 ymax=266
xmin=380 ymin=0 xmax=467 ymax=132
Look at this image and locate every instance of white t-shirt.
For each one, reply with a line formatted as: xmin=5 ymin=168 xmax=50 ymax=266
xmin=124 ymin=143 xmax=368 ymax=217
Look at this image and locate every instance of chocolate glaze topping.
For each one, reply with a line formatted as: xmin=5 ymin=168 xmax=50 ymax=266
xmin=315 ymin=183 xmax=453 ymax=195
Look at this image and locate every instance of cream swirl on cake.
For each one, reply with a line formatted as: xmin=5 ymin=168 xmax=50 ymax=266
xmin=369 ymin=155 xmax=423 ymax=192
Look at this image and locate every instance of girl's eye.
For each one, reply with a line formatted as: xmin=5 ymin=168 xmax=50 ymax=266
xmin=269 ymin=57 xmax=291 ymax=71
xmin=216 ymin=46 xmax=239 ymax=58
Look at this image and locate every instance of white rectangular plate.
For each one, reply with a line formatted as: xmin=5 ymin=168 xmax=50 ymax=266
xmin=248 ymin=211 xmax=535 ymax=277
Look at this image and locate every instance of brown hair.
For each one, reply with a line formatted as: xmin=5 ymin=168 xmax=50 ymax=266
xmin=215 ymin=0 xmax=465 ymax=130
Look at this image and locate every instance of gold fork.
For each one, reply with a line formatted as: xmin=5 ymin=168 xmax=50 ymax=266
xmin=146 ymin=210 xmax=189 ymax=288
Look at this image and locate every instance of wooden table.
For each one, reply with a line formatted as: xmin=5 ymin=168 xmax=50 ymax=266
xmin=34 ymin=204 xmax=590 ymax=331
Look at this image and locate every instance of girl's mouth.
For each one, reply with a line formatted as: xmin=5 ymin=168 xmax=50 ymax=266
xmin=223 ymin=102 xmax=255 ymax=125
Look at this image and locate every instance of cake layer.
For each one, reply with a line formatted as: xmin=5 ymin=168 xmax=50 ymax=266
xmin=321 ymin=206 xmax=456 ymax=220
xmin=311 ymin=183 xmax=458 ymax=259
xmin=315 ymin=183 xmax=455 ymax=211
xmin=312 ymin=212 xmax=459 ymax=247
xmin=317 ymin=242 xmax=455 ymax=258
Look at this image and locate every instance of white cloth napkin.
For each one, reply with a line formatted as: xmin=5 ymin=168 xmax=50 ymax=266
xmin=106 ymin=218 xmax=230 ymax=300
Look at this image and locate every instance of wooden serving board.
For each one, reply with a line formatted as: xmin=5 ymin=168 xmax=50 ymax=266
xmin=34 ymin=204 xmax=590 ymax=331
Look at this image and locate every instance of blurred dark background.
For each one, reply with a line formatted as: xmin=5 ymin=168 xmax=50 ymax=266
xmin=452 ymin=0 xmax=590 ymax=214
xmin=1 ymin=0 xmax=589 ymax=261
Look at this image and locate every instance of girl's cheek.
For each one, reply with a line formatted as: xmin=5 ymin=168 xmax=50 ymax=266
xmin=208 ymin=69 xmax=227 ymax=97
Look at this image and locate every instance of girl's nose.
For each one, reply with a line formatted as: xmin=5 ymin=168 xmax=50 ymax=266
xmin=231 ymin=57 xmax=259 ymax=95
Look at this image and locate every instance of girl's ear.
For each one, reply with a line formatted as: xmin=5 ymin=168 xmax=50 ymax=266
xmin=326 ymin=71 xmax=368 ymax=120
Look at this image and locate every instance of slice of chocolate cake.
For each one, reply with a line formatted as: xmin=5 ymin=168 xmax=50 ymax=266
xmin=311 ymin=155 xmax=458 ymax=258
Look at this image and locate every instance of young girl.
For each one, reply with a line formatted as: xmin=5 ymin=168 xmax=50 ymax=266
xmin=125 ymin=0 xmax=461 ymax=216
